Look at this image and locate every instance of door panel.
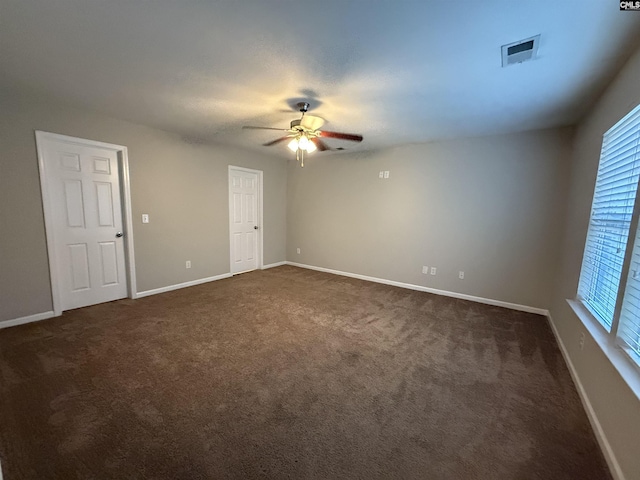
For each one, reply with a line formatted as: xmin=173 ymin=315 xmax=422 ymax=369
xmin=92 ymin=156 xmax=111 ymax=174
xmin=233 ymin=193 xmax=242 ymax=223
xmin=61 ymin=153 xmax=81 ymax=171
xmin=233 ymin=233 xmax=243 ymax=263
xmin=42 ymin=138 xmax=128 ymax=310
xmin=99 ymin=241 xmax=119 ymax=285
xmin=246 ymin=232 xmax=255 ymax=261
xmin=96 ymin=182 xmax=114 ymax=226
xmin=64 ymin=180 xmax=85 ymax=227
xmin=68 ymin=243 xmax=90 ymax=291
xmin=246 ymin=193 xmax=255 ymax=222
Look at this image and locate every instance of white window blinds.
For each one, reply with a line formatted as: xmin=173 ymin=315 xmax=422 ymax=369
xmin=578 ymin=105 xmax=640 ymax=333
xmin=616 ymin=105 xmax=640 ymax=364
xmin=619 ymin=222 xmax=640 ymax=364
xmin=578 ymin=103 xmax=640 ymax=368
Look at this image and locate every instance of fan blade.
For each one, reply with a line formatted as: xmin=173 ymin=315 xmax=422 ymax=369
xmin=263 ymin=136 xmax=292 ymax=147
xmin=311 ymin=137 xmax=330 ymax=151
xmin=317 ymin=131 xmax=363 ymax=142
xmin=243 ymin=126 xmax=290 ymax=131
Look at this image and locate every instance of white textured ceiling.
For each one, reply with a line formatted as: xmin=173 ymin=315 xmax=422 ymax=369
xmin=2 ymin=1 xmax=640 ymax=155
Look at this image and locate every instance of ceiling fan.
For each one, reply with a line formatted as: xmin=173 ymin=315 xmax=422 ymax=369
xmin=242 ymin=102 xmax=363 ymax=167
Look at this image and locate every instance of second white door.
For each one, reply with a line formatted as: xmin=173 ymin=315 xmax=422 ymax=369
xmin=229 ymin=167 xmax=261 ymax=274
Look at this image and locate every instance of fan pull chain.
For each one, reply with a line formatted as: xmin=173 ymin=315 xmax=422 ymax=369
xmin=295 ymin=147 xmax=305 ymax=167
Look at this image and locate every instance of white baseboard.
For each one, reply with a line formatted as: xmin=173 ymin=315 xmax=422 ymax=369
xmin=136 ymin=273 xmax=233 ymax=298
xmin=546 ymin=313 xmax=624 ymax=480
xmin=262 ymin=261 xmax=287 ymax=270
xmin=0 ymin=310 xmax=56 ymax=330
xmin=286 ymin=262 xmax=548 ymax=316
xmin=1 ymin=273 xmax=237 ymax=327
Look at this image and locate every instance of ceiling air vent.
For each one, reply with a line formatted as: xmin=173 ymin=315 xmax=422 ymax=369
xmin=501 ymin=35 xmax=540 ymax=67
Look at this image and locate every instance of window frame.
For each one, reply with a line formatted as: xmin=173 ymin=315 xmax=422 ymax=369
xmin=567 ymin=299 xmax=640 ymax=401
xmin=574 ymin=103 xmax=640 ymax=381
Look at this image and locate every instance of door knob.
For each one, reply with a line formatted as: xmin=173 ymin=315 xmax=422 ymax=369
xmin=254 ymin=226 xmax=258 ymax=230
xmin=115 ymin=232 xmax=124 ymax=238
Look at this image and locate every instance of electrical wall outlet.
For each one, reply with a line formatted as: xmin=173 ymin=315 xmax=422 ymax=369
xmin=297 ymin=248 xmax=301 ymax=254
xmin=430 ymin=267 xmax=437 ymax=275
xmin=422 ymin=266 xmax=429 ymax=274
xmin=186 ymin=260 xmax=191 ymax=269
xmin=459 ymin=271 xmax=464 ymax=279
xmin=579 ymin=332 xmax=585 ymax=350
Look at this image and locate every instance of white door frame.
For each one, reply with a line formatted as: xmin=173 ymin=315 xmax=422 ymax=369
xmin=36 ymin=131 xmax=138 ymax=316
xmin=228 ymin=165 xmax=263 ymax=272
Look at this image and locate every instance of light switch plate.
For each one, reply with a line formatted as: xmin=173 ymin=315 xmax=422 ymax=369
xmin=142 ymin=214 xmax=149 ymax=224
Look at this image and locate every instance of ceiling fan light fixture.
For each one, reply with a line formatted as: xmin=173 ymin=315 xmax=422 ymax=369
xmin=306 ymin=140 xmax=317 ymax=153
xmin=298 ymin=135 xmax=310 ymax=150
xmin=288 ymin=138 xmax=299 ymax=152
xmin=242 ymin=105 xmax=363 ymax=166
xmin=288 ymin=134 xmax=316 ymax=153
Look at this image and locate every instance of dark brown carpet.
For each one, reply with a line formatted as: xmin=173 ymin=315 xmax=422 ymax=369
xmin=0 ymin=266 xmax=610 ymax=479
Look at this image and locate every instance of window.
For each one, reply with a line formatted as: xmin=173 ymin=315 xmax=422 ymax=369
xmin=578 ymin=104 xmax=640 ymax=367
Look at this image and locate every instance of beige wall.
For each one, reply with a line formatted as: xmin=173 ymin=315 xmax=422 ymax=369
xmin=0 ymin=88 xmax=287 ymax=322
xmin=550 ymin=46 xmax=640 ymax=479
xmin=287 ymin=128 xmax=572 ymax=310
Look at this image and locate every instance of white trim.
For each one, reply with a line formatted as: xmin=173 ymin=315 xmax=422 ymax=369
xmin=1 ymin=270 xmax=236 ymax=326
xmin=0 ymin=311 xmax=55 ymax=330
xmin=286 ymin=262 xmax=548 ymax=315
xmin=36 ymin=131 xmax=62 ymax=316
xmin=547 ymin=312 xmax=625 ymax=480
xmin=567 ymin=300 xmax=640 ymax=401
xmin=35 ymin=131 xmax=137 ymax=315
xmin=262 ymin=261 xmax=287 ymax=270
xmin=118 ymin=147 xmax=138 ymax=299
xmin=136 ymin=273 xmax=232 ymax=298
xmin=228 ymin=166 xmax=264 ymax=273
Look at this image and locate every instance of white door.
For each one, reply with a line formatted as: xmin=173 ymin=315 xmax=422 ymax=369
xmin=40 ymin=136 xmax=128 ymax=310
xmin=229 ymin=167 xmax=260 ymax=274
